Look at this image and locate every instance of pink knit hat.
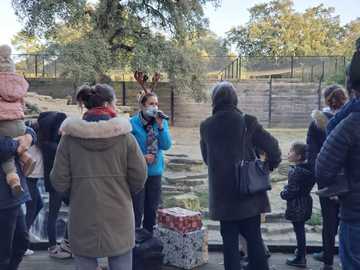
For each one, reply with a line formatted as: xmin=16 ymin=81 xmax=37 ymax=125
xmin=0 ymin=44 xmax=15 ymax=72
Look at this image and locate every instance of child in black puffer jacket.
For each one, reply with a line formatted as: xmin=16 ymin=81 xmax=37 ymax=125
xmin=281 ymin=142 xmax=315 ymax=268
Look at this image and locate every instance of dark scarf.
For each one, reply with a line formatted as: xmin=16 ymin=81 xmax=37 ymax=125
xmin=139 ymin=112 xmax=158 ymax=159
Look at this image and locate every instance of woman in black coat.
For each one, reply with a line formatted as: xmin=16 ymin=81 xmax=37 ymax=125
xmin=38 ymin=111 xmax=71 ymax=258
xmin=200 ymin=81 xmax=281 ymax=270
xmin=306 ymin=85 xmax=347 ymax=270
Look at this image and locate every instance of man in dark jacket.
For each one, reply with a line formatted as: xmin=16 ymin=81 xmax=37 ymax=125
xmin=316 ymin=67 xmax=360 ymax=269
xmin=0 ymin=128 xmax=36 ymax=270
xmin=200 ymin=81 xmax=281 ymax=270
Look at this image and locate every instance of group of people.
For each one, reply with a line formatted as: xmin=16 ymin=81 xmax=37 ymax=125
xmin=0 ymin=37 xmax=359 ymax=270
xmin=200 ymin=40 xmax=360 ymax=270
xmin=0 ymin=44 xmax=172 ymax=270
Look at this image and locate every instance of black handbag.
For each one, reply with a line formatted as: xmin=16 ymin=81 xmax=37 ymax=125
xmin=235 ymin=118 xmax=271 ymax=196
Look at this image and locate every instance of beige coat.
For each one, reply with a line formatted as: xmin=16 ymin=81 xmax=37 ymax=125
xmin=50 ymin=117 xmax=147 ymax=258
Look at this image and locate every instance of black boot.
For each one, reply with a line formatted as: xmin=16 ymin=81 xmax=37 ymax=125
xmin=286 ymin=256 xmax=307 ymax=268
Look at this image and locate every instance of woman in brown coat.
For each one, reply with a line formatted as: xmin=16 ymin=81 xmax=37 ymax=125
xmin=51 ymin=84 xmax=147 ymax=270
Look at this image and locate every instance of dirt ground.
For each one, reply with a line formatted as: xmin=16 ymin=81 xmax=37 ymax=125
xmin=168 ymin=126 xmax=307 ymax=160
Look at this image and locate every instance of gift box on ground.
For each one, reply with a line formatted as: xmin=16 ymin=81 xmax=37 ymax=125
xmin=157 ymin=207 xmax=202 ymax=233
xmin=154 ymin=226 xmax=208 ymax=269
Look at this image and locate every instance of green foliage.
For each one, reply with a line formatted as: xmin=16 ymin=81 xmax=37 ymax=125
xmin=226 ymin=0 xmax=359 ymax=57
xmin=11 ymin=0 xmax=221 ymax=99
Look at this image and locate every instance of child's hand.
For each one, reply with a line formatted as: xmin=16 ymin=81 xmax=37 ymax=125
xmin=15 ymin=134 xmax=32 ymax=155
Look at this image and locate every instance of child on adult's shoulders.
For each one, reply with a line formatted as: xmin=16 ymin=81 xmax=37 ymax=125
xmin=280 ymin=142 xmax=315 ymax=268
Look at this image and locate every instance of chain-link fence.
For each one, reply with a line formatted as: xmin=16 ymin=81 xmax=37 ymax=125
xmin=221 ymin=56 xmax=346 ymax=82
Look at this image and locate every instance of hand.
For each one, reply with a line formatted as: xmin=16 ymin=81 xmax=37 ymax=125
xmin=155 ymin=115 xmax=163 ymax=130
xmin=144 ymin=154 xmax=156 ymax=164
xmin=330 ymin=196 xmax=339 ymax=201
xmin=15 ymin=134 xmax=33 ymax=155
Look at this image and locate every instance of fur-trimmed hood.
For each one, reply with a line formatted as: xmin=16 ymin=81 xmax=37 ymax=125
xmin=311 ymin=110 xmax=333 ymax=130
xmin=60 ymin=116 xmax=132 ymax=139
xmin=60 ymin=116 xmax=132 ymax=152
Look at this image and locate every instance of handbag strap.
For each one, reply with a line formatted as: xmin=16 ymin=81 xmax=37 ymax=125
xmin=241 ymin=114 xmax=258 ymax=162
xmin=241 ymin=114 xmax=248 ymax=163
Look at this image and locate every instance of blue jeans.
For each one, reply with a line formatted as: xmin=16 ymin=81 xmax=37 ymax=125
xmin=74 ymin=250 xmax=132 ymax=270
xmin=25 ymin=178 xmax=43 ymax=230
xmin=339 ymin=221 xmax=360 ymax=270
xmin=0 ymin=205 xmax=29 ymax=270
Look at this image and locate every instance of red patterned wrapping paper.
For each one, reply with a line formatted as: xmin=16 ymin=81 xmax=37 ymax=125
xmin=157 ymin=207 xmax=202 ymax=233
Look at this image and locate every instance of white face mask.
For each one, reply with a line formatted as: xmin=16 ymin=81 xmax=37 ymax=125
xmin=144 ymin=105 xmax=158 ymax=118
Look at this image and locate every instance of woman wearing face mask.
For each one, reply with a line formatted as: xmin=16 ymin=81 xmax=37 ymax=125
xmin=130 ymin=91 xmax=172 ymax=234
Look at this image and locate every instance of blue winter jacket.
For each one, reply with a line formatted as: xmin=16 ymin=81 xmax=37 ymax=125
xmin=130 ymin=113 xmax=172 ymax=176
xmin=317 ymin=112 xmax=360 ymax=221
xmin=0 ymin=127 xmax=37 ymax=210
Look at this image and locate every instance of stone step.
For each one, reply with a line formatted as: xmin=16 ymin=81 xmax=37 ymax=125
xmin=165 ymin=153 xmax=189 ymax=158
xmin=162 ymin=185 xmax=192 ymax=193
xmin=166 ymin=162 xmax=204 ymax=172
xmin=264 ymin=212 xmax=288 ymax=223
xmin=164 ymin=172 xmax=208 ymax=182
xmin=204 ymin=220 xmax=321 ymax=235
xmin=207 ymin=229 xmax=334 ymax=246
xmin=167 ymin=178 xmax=206 ymax=187
xmin=169 ymin=158 xmax=204 ymax=165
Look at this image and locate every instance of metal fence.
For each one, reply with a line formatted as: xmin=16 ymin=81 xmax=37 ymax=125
xmin=12 ymin=54 xmax=60 ymax=79
xmin=12 ymin=54 xmax=347 ymax=83
xmin=221 ymin=55 xmax=346 ymax=82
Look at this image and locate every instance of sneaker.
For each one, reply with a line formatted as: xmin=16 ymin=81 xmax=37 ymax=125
xmin=24 ymin=249 xmax=34 ymax=256
xmin=286 ymin=256 xmax=307 ymax=268
xmin=60 ymin=239 xmax=72 ymax=254
xmin=313 ymin=251 xmax=324 ymax=262
xmin=48 ymin=245 xmax=72 ymax=259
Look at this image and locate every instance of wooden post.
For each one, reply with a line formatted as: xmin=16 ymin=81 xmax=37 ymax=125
xmin=318 ymin=71 xmax=324 ymax=110
xmin=239 ymin=56 xmax=242 ymax=80
xmin=122 ymin=81 xmax=126 ymax=106
xmin=335 ymin=58 xmax=338 ymax=74
xmin=42 ymin=56 xmax=45 ymax=78
xmin=290 ymin=56 xmax=294 ymax=78
xmin=231 ymin=61 xmax=234 ymax=79
xmin=54 ymin=59 xmax=57 ymax=79
xmin=34 ymin=55 xmax=38 ymax=78
xmin=268 ymin=76 xmax=273 ymax=128
xmin=236 ymin=58 xmax=239 ymax=80
xmin=170 ymin=87 xmax=175 ymax=126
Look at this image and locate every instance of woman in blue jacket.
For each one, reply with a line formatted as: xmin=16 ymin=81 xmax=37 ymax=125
xmin=0 ymin=128 xmax=36 ymax=270
xmin=130 ymin=91 xmax=172 ymax=234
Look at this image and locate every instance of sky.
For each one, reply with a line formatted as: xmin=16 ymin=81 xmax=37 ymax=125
xmin=1 ymin=0 xmax=359 ymax=52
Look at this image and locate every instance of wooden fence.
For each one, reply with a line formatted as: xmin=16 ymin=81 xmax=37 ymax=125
xmin=29 ymin=79 xmax=325 ymax=128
